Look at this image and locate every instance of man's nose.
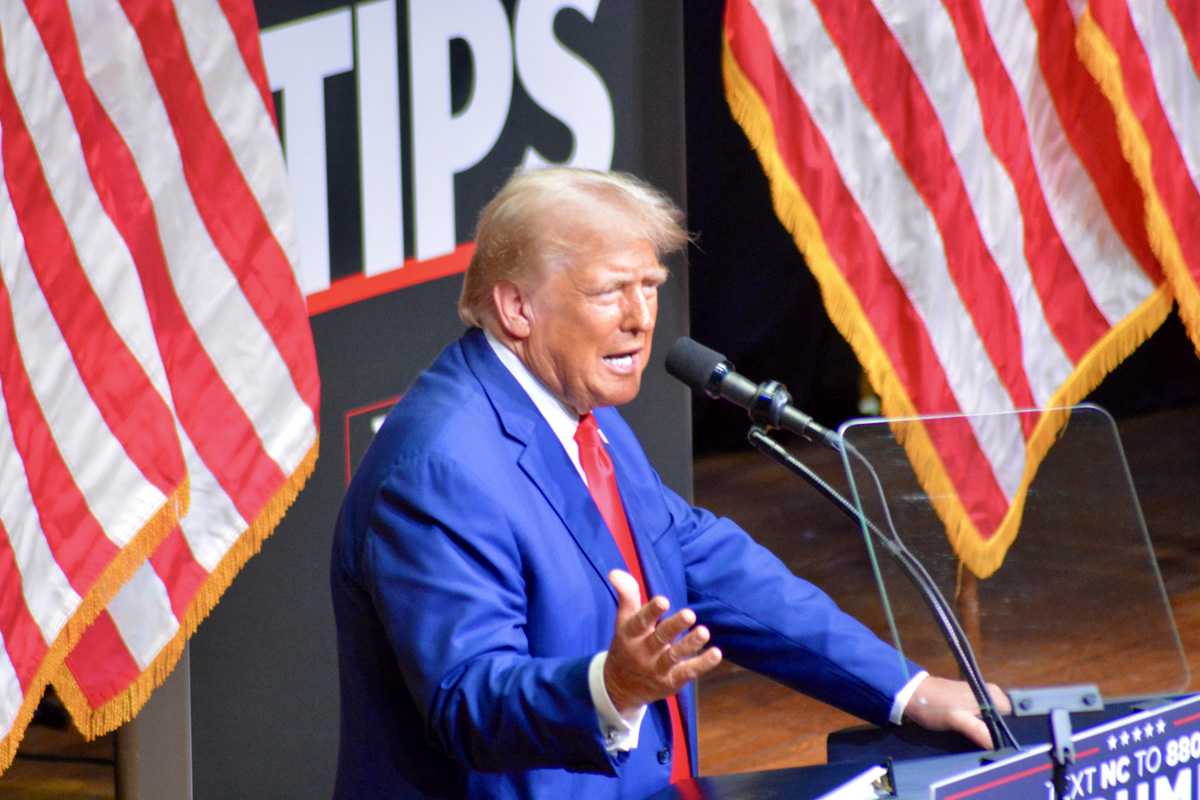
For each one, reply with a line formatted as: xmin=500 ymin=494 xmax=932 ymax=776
xmin=623 ymin=288 xmax=655 ymax=330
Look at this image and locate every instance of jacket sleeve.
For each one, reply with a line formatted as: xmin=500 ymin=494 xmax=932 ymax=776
xmin=599 ymin=408 xmax=920 ymax=727
xmin=360 ymin=449 xmax=621 ymax=775
xmin=671 ymin=494 xmax=920 ymax=727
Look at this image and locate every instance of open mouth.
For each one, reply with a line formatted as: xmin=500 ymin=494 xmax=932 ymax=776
xmin=603 ymin=352 xmax=637 ymax=372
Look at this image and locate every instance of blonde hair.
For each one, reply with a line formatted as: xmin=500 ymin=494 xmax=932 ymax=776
xmin=458 ymin=167 xmax=688 ymax=328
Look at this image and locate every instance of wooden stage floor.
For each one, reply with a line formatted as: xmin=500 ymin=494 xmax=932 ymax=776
xmin=2 ymin=407 xmax=1198 ymax=796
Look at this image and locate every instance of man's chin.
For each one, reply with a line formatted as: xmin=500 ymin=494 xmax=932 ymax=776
xmin=596 ymin=378 xmax=643 ymax=409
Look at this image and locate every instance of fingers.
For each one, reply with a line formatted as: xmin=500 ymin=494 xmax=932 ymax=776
xmin=987 ymin=682 xmax=1013 ymax=714
xmin=609 ymin=569 xmax=669 ymax=630
xmin=608 ymin=570 xmax=705 ymax=664
xmin=672 ymin=640 xmax=723 ymax=683
xmin=904 ymin=675 xmax=1010 ymax=750
xmin=953 ymin=710 xmax=997 ymax=750
xmin=609 ymin=570 xmax=642 ymax=621
xmin=604 ymin=570 xmax=722 ymax=713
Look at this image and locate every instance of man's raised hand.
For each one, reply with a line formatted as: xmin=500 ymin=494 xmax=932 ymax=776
xmin=603 ymin=570 xmax=723 ymax=717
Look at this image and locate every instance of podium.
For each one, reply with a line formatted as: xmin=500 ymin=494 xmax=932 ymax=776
xmin=651 ymin=404 xmax=1191 ymax=799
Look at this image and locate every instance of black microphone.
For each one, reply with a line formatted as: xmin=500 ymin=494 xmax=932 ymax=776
xmin=665 ymin=337 xmax=841 ymax=451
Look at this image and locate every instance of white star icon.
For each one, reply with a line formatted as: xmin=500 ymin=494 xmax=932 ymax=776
xmin=1121 ymin=731 xmax=1131 ymax=746
xmin=1157 ymin=720 xmax=1167 ymax=735
xmin=1133 ymin=727 xmax=1143 ymax=743
xmin=1108 ymin=734 xmax=1119 ymax=750
xmin=1144 ymin=724 xmax=1155 ymax=739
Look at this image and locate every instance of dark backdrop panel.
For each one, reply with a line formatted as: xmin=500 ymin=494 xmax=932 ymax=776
xmin=188 ymin=3 xmax=689 ymax=798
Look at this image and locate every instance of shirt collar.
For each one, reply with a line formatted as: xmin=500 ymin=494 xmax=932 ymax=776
xmin=483 ymin=328 xmax=595 ymax=482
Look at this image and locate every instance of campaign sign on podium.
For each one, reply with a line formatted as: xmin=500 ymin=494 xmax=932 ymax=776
xmin=929 ymin=693 xmax=1200 ymax=800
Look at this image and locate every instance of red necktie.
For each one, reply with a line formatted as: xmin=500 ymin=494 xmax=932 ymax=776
xmin=574 ymin=413 xmax=691 ymax=784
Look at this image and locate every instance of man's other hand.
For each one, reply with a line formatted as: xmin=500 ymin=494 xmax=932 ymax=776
xmin=903 ymin=675 xmax=1013 ymax=750
xmin=603 ymin=570 xmax=723 ymax=717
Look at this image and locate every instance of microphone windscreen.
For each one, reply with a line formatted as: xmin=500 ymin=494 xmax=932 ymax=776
xmin=665 ymin=337 xmax=727 ymax=393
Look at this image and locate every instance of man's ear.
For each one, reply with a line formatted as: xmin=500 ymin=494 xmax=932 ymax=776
xmin=492 ymin=280 xmax=532 ymax=340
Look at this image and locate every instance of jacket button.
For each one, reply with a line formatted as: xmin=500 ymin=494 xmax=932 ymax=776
xmin=657 ymin=748 xmax=670 ymax=764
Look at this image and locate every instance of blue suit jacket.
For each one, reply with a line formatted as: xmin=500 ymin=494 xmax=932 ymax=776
xmin=331 ymin=329 xmax=918 ymax=799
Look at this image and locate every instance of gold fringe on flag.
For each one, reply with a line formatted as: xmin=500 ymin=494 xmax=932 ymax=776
xmin=51 ymin=436 xmax=318 ymax=741
xmin=0 ymin=479 xmax=189 ymax=774
xmin=1075 ymin=9 xmax=1200 ymax=355
xmin=721 ymin=35 xmax=1169 ymax=578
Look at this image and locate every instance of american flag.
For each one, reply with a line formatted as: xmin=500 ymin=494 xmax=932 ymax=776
xmin=0 ymin=0 xmax=318 ymax=769
xmin=723 ymin=0 xmax=1197 ymax=577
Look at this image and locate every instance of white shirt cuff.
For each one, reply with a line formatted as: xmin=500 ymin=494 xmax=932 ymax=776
xmin=588 ymin=651 xmax=647 ymax=752
xmin=890 ymin=670 xmax=928 ymax=725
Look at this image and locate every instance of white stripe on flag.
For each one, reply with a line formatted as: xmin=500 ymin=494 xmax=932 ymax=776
xmin=0 ymin=640 xmax=20 ymax=735
xmin=878 ymin=0 xmax=1074 ymax=407
xmin=979 ymin=0 xmax=1155 ymax=328
xmin=106 ymin=563 xmax=178 ymax=670
xmin=0 ymin=0 xmax=317 ymax=762
xmin=750 ymin=0 xmax=1025 ymax=498
xmin=1127 ymin=1 xmax=1200 ymax=184
xmin=71 ymin=0 xmax=308 ymax=473
xmin=0 ymin=379 xmax=78 ymax=644
xmin=172 ymin=0 xmax=302 ymax=270
xmin=0 ymin=145 xmax=166 ymax=548
xmin=178 ymin=429 xmax=248 ymax=573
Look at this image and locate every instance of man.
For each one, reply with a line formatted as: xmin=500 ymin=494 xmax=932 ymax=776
xmin=331 ymin=167 xmax=1006 ymax=799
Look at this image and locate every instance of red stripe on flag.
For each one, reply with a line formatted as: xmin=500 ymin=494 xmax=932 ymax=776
xmin=148 ymin=527 xmax=208 ymax=622
xmin=1 ymin=6 xmax=184 ymax=499
xmin=118 ymin=0 xmax=319 ymax=420
xmin=1029 ymin=0 xmax=1161 ymax=281
xmin=1165 ymin=0 xmax=1200 ymax=72
xmin=723 ymin=0 xmax=1011 ymax=534
xmin=63 ymin=611 xmax=142 ymax=708
xmin=215 ymin=0 xmax=278 ymax=130
xmin=812 ymin=0 xmax=1038 ymax=429
xmin=946 ymin=0 xmax=1110 ymax=365
xmin=86 ymin=82 xmax=289 ymax=522
xmin=0 ymin=274 xmax=117 ymax=594
xmin=1090 ymin=2 xmax=1200 ymax=277
xmin=0 ymin=519 xmax=48 ymax=691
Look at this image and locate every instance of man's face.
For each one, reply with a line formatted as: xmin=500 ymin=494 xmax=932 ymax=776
xmin=519 ymin=240 xmax=668 ymax=415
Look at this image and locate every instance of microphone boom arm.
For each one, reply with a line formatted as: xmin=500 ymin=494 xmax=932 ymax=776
xmin=744 ymin=423 xmax=1018 ymax=752
xmin=665 ymin=335 xmax=1017 ymax=749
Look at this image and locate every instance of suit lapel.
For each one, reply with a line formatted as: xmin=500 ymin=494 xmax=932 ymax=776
xmin=460 ymin=331 xmax=695 ymax=752
xmin=460 ymin=330 xmax=624 ymax=603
